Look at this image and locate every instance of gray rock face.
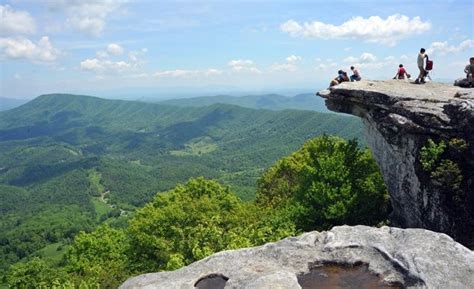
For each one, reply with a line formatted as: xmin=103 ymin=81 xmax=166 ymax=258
xmin=318 ymin=80 xmax=474 ymax=246
xmin=120 ymin=226 xmax=474 ymax=289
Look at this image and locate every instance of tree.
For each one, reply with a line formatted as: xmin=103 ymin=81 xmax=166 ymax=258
xmin=65 ymin=225 xmax=129 ymax=288
xmin=6 ymin=257 xmax=69 ymax=288
xmin=128 ymin=177 xmax=295 ymax=273
xmin=257 ymin=135 xmax=389 ymax=231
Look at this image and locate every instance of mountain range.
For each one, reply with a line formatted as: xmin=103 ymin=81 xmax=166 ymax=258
xmin=0 ymin=93 xmax=362 ymax=277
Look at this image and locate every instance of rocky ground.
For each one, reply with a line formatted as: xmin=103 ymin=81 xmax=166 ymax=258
xmin=120 ymin=225 xmax=474 ymax=289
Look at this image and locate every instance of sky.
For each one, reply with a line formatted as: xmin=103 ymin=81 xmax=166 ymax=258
xmin=0 ymin=0 xmax=473 ymax=99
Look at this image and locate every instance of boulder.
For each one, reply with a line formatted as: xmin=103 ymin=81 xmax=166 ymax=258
xmin=120 ymin=226 xmax=474 ymax=289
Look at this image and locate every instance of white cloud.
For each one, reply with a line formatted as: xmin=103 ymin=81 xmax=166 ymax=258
xmin=315 ymin=58 xmax=322 ymax=62
xmin=154 ymin=69 xmax=197 ymax=77
xmin=400 ymin=54 xmax=409 ymax=61
xmin=344 ymin=52 xmax=377 ymax=63
xmin=228 ymin=59 xmax=261 ymax=73
xmin=81 ymin=44 xmax=147 ymax=76
xmin=205 ymin=68 xmax=223 ymax=76
xmin=427 ymin=39 xmax=474 ymax=55
xmin=107 ymin=43 xmax=123 ymax=55
xmin=385 ymin=56 xmax=396 ymax=61
xmin=0 ymin=5 xmax=36 ymax=36
xmin=360 ymin=52 xmax=377 ymax=63
xmin=48 ymin=0 xmax=125 ymax=37
xmin=286 ymin=54 xmax=302 ymax=62
xmin=0 ymin=36 xmax=60 ymax=62
xmin=270 ymin=55 xmax=302 ymax=72
xmin=344 ymin=47 xmax=352 ymax=51
xmin=80 ymin=57 xmax=131 ymax=73
xmin=128 ymin=73 xmax=149 ymax=78
xmin=154 ymin=68 xmax=222 ymax=78
xmin=281 ymin=14 xmax=431 ymax=46
xmin=315 ymin=63 xmax=327 ymax=70
xmin=96 ymin=50 xmax=109 ymax=58
xmin=228 ymin=59 xmax=253 ymax=68
xmin=128 ymin=49 xmax=147 ymax=62
xmin=343 ymin=56 xmax=359 ymax=63
xmin=269 ymin=63 xmax=297 ymax=72
xmin=154 ymin=69 xmax=198 ymax=78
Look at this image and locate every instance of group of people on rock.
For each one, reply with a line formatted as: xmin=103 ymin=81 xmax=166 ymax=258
xmin=329 ymin=48 xmax=474 ymax=88
xmin=329 ymin=66 xmax=361 ymax=87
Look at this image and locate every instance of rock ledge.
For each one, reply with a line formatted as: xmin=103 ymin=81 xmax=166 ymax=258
xmin=318 ymin=81 xmax=474 ymax=246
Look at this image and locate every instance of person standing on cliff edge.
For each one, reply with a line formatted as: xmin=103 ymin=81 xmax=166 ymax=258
xmin=415 ymin=48 xmax=428 ymax=84
xmin=464 ymin=57 xmax=474 ymax=87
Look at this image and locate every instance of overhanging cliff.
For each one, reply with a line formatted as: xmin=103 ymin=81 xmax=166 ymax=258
xmin=318 ymin=80 xmax=474 ymax=246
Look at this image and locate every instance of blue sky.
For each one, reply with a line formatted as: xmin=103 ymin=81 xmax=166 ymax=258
xmin=1 ymin=0 xmax=473 ymax=99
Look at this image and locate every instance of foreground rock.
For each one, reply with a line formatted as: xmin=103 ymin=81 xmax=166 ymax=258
xmin=120 ymin=226 xmax=474 ymax=289
xmin=318 ymin=81 xmax=474 ymax=246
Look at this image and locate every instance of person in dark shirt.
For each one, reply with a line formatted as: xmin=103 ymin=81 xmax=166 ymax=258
xmin=464 ymin=57 xmax=474 ymax=87
xmin=330 ymin=70 xmax=349 ymax=87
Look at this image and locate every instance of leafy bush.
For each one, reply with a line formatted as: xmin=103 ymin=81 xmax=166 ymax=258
xmin=6 ymin=257 xmax=69 ymax=288
xmin=257 ymin=135 xmax=389 ymax=231
xmin=420 ymin=139 xmax=446 ymax=171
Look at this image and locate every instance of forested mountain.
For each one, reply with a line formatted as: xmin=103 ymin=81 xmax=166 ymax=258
xmin=0 ymin=93 xmax=362 ymax=280
xmin=158 ymin=93 xmax=330 ymax=112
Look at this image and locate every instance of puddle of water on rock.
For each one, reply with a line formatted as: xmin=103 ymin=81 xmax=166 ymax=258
xmin=298 ymin=263 xmax=405 ymax=289
xmin=194 ymin=274 xmax=229 ymax=289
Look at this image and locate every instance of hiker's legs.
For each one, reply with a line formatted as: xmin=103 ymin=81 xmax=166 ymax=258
xmin=350 ymin=75 xmax=355 ymax=82
xmin=468 ymin=73 xmax=473 ymax=85
xmin=417 ymin=66 xmax=425 ymax=82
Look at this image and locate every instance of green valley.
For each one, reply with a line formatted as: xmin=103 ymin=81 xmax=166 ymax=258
xmin=0 ymin=93 xmax=363 ymax=282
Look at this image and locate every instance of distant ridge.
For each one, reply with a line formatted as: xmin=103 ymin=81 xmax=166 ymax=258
xmin=158 ymin=93 xmax=330 ymax=113
xmin=0 ymin=97 xmax=29 ymax=111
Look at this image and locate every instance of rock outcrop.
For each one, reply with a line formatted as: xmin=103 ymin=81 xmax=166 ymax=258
xmin=318 ymin=80 xmax=474 ymax=246
xmin=120 ymin=225 xmax=474 ymax=289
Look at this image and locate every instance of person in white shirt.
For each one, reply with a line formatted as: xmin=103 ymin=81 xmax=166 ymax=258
xmin=350 ymin=66 xmax=361 ymax=82
xmin=415 ymin=48 xmax=428 ymax=84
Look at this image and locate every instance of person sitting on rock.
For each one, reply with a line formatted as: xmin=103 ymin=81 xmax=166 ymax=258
xmin=464 ymin=57 xmax=474 ymax=87
xmin=350 ymin=66 xmax=361 ymax=82
xmin=393 ymin=64 xmax=410 ymax=80
xmin=330 ymin=70 xmax=349 ymax=87
xmin=415 ymin=48 xmax=428 ymax=84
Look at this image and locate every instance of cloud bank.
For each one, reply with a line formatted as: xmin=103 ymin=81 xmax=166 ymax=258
xmin=281 ymin=14 xmax=431 ymax=46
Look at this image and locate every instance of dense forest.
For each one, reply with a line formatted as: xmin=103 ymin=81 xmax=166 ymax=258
xmin=3 ymin=135 xmax=389 ymax=288
xmin=0 ymin=94 xmax=367 ymax=286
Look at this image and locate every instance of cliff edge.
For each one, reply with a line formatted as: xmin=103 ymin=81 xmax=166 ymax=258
xmin=318 ymin=80 xmax=474 ymax=246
